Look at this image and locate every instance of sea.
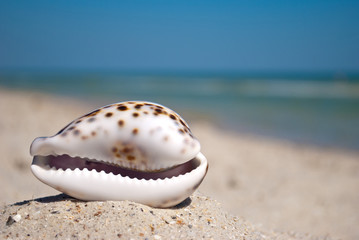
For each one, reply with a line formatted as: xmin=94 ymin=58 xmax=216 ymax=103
xmin=1 ymin=70 xmax=359 ymax=151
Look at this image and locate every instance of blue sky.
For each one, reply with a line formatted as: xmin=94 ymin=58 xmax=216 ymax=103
xmin=0 ymin=0 xmax=358 ymax=72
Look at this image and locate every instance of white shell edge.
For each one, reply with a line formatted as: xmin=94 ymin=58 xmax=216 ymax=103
xmin=31 ymin=152 xmax=208 ymax=208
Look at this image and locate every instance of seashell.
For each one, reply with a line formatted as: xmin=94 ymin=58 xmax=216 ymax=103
xmin=30 ymin=101 xmax=208 ymax=207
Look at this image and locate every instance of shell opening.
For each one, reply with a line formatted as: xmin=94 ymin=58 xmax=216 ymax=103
xmin=32 ymin=154 xmax=201 ymax=180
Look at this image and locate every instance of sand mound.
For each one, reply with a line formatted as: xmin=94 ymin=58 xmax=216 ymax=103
xmin=1 ymin=192 xmax=335 ymax=240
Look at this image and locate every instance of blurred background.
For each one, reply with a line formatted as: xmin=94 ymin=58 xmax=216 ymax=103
xmin=1 ymin=1 xmax=359 ymax=150
xmin=1 ymin=2 xmax=359 ymax=239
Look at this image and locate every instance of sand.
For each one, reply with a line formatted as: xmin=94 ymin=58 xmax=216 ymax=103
xmin=0 ymin=87 xmax=358 ymax=239
xmin=2 ymin=192 xmax=338 ymax=240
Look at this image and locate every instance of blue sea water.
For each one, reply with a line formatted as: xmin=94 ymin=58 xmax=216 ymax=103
xmin=1 ymin=71 xmax=359 ymax=150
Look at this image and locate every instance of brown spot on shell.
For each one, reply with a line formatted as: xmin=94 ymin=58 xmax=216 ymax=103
xmin=163 ymin=136 xmax=169 ymax=141
xmin=68 ymin=126 xmax=75 ymax=131
xmin=179 ymin=119 xmax=189 ymax=129
xmin=127 ymin=155 xmax=135 ymax=161
xmin=134 ymin=104 xmax=143 ymax=109
xmin=133 ymin=112 xmax=139 ymax=118
xmin=118 ymin=120 xmax=125 ymax=127
xmin=105 ymin=112 xmax=113 ymax=117
xmin=84 ymin=109 xmax=101 ymax=117
xmin=91 ymin=131 xmax=96 ymax=136
xmin=132 ymin=128 xmax=139 ymax=135
xmin=144 ymin=111 xmax=149 ymax=114
xmin=169 ymin=114 xmax=176 ymax=120
xmin=75 ymin=120 xmax=82 ymax=124
xmin=88 ymin=117 xmax=96 ymax=123
xmin=155 ymin=108 xmax=162 ymax=114
xmin=73 ymin=129 xmax=80 ymax=136
xmin=81 ymin=136 xmax=88 ymax=140
xmin=117 ymin=105 xmax=128 ymax=111
xmin=112 ymin=147 xmax=118 ymax=153
xmin=123 ymin=146 xmax=133 ymax=153
xmin=178 ymin=129 xmax=185 ymax=134
xmin=61 ymin=132 xmax=67 ymax=137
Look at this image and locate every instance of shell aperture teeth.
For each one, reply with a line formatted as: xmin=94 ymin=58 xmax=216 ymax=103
xmin=32 ymin=154 xmax=201 ymax=181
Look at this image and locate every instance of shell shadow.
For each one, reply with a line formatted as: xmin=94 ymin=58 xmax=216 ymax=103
xmin=12 ymin=194 xmax=192 ymax=209
xmin=170 ymin=197 xmax=192 ymax=209
xmin=12 ymin=194 xmax=77 ymax=206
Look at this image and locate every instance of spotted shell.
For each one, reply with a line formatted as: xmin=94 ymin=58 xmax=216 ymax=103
xmin=30 ymin=101 xmax=208 ymax=207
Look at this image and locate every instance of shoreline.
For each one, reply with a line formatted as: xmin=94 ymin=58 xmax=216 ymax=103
xmin=0 ymin=87 xmax=358 ymax=239
xmin=1 ymin=84 xmax=358 ymax=153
